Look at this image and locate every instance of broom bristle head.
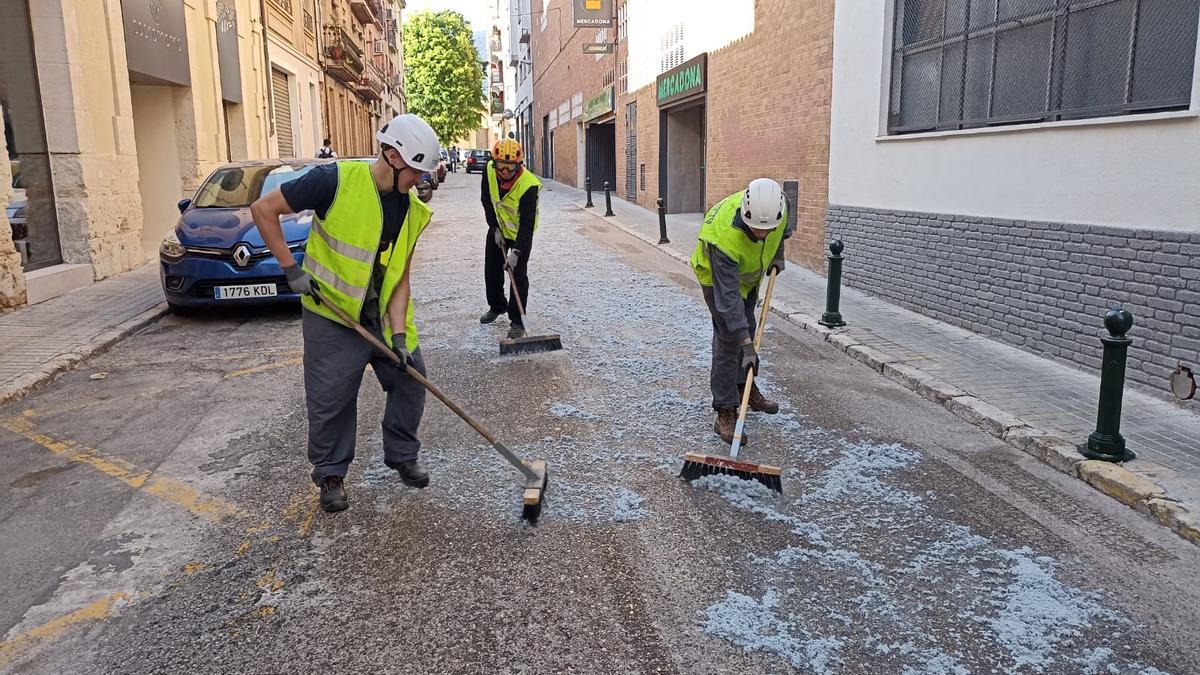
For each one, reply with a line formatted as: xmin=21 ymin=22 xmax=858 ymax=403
xmin=499 ymin=334 xmax=563 ymax=356
xmin=680 ymin=452 xmax=783 ymax=493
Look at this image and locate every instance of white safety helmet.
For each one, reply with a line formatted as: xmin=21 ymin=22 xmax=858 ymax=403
xmin=740 ymin=178 xmax=786 ymax=231
xmin=376 ymin=114 xmax=441 ymax=172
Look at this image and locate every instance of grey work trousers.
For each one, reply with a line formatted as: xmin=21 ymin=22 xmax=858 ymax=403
xmin=702 ymin=285 xmax=759 ymax=411
xmin=302 ymin=308 xmax=427 ymax=484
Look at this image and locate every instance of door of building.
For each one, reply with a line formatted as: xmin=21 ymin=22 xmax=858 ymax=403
xmin=585 ymin=121 xmax=616 ymax=194
xmin=271 ymin=68 xmax=294 ymax=158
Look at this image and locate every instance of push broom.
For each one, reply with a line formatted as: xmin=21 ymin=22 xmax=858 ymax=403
xmin=496 ymin=240 xmax=563 ymax=356
xmin=312 ymin=289 xmax=549 ymax=524
xmin=680 ymin=268 xmax=784 ymax=493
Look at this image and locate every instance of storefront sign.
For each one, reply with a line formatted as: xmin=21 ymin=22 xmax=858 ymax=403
xmin=122 ymin=0 xmax=191 ymax=86
xmin=573 ymin=0 xmax=614 ymax=28
xmin=656 ymin=54 xmax=706 ymax=108
xmin=583 ymin=85 xmax=614 ymax=121
xmin=215 ymin=1 xmax=241 ymax=103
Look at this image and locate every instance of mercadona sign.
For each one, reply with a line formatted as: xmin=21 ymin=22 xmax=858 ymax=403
xmin=656 ymin=54 xmax=706 ymax=108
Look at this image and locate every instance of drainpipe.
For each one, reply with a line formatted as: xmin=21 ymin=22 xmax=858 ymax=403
xmin=259 ymin=0 xmax=276 ymax=149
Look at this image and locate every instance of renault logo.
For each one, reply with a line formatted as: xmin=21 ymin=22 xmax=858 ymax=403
xmin=232 ymin=244 xmax=252 ymax=268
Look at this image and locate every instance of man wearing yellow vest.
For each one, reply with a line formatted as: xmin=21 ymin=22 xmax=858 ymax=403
xmin=251 ymin=113 xmax=442 ymax=513
xmin=479 ymin=138 xmax=541 ymax=339
xmin=690 ymin=178 xmax=793 ymax=445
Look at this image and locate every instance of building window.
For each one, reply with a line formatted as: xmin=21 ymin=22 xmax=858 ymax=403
xmin=618 ymin=58 xmax=628 ymax=94
xmin=660 ymin=22 xmax=685 ymax=73
xmin=888 ymin=0 xmax=1200 ymax=134
xmin=618 ymin=2 xmax=628 ymax=42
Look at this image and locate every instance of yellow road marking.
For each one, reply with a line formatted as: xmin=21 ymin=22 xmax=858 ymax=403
xmin=224 ymin=357 xmax=304 ymax=379
xmin=0 ymin=415 xmax=248 ymax=524
xmin=0 ymin=593 xmax=129 ymax=667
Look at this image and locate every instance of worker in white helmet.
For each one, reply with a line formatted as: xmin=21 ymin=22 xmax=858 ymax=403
xmin=689 ymin=178 xmax=793 ymax=445
xmin=252 ymin=113 xmax=442 ymax=513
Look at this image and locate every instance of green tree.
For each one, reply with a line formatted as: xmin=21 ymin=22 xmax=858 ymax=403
xmin=402 ymin=10 xmax=485 ymax=145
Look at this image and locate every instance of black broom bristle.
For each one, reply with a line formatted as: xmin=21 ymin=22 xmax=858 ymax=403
xmin=521 ymin=468 xmax=549 ymax=525
xmin=499 ymin=334 xmax=563 ymax=356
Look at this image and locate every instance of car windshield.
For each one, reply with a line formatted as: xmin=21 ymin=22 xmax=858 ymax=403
xmin=192 ymin=164 xmax=315 ymax=208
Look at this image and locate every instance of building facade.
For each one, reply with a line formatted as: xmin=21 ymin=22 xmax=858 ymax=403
xmin=319 ymin=0 xmax=397 ymax=157
xmin=264 ymin=0 xmax=324 ymax=159
xmin=509 ymin=0 xmax=534 ymax=166
xmin=529 ymin=0 xmax=835 ymax=269
xmin=827 ymin=2 xmax=1200 ymax=392
xmin=0 ymin=0 xmax=272 ymax=309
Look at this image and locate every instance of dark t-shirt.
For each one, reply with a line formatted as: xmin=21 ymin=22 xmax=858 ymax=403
xmin=280 ymin=163 xmax=411 ymax=328
xmin=280 ymin=163 xmax=409 ymax=247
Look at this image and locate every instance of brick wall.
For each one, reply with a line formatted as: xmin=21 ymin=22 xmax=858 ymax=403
xmin=530 ymin=0 xmax=616 ymax=187
xmin=533 ymin=0 xmax=834 ymax=272
xmin=706 ymin=0 xmax=834 ymax=271
xmin=828 ymin=205 xmax=1200 ymax=393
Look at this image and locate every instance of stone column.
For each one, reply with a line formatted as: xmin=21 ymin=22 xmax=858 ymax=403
xmin=0 ymin=102 xmax=29 ymax=309
xmin=31 ymin=0 xmax=145 ymax=279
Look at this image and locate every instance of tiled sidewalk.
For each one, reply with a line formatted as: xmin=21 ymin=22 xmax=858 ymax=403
xmin=0 ymin=264 xmax=166 ymax=405
xmin=544 ymin=180 xmax=1200 ymax=534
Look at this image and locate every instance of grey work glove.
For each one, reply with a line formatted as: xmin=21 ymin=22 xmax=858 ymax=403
xmin=505 ymin=248 xmax=522 ymax=271
xmin=768 ymin=253 xmax=785 ymax=276
xmin=493 ymin=228 xmax=506 ymax=249
xmin=390 ymin=333 xmax=415 ymax=369
xmin=739 ymin=341 xmax=760 ymax=376
xmin=283 ymin=263 xmax=320 ymax=302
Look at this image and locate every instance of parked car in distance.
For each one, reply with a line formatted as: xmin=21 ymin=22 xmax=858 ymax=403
xmin=417 ymin=173 xmax=434 ymax=202
xmin=160 ymin=159 xmax=318 ymax=313
xmin=436 ymin=158 xmax=447 ymax=183
xmin=464 ymin=149 xmax=491 ymax=174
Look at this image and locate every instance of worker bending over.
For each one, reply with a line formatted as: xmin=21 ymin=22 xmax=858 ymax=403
xmin=690 ymin=178 xmax=793 ymax=444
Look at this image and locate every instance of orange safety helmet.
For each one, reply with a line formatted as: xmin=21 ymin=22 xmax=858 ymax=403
xmin=492 ymin=138 xmax=524 ymax=164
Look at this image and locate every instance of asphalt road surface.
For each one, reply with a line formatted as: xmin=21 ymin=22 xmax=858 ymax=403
xmin=1 ymin=171 xmax=1197 ymax=674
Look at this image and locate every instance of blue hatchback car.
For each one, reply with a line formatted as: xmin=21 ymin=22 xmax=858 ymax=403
xmin=160 ymin=159 xmax=320 ymax=312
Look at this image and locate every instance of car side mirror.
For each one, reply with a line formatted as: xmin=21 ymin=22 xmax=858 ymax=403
xmin=177 ymin=198 xmax=191 ymax=213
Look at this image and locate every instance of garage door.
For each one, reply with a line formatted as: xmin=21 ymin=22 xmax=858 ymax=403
xmin=271 ymin=68 xmax=294 ymax=158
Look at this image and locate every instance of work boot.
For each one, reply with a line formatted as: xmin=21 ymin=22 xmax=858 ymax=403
xmin=480 ymin=309 xmax=502 ymax=324
xmin=507 ymin=324 xmax=526 ymax=339
xmin=319 ymin=475 xmax=348 ymax=513
xmin=713 ymin=409 xmax=748 ymax=446
xmin=388 ymin=459 xmax=430 ymax=488
xmin=740 ymin=382 xmax=779 ymax=414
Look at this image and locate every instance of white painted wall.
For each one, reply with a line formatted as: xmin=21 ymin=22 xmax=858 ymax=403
xmin=625 ymin=0 xmax=754 ymax=92
xmin=131 ymin=85 xmax=184 ymax=259
xmin=829 ymin=2 xmax=1200 ymax=232
xmin=266 ymin=41 xmax=323 ymax=159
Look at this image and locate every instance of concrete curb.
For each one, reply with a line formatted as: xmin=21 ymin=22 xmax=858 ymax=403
xmin=0 ymin=302 xmax=169 ymax=408
xmin=585 ymin=201 xmax=1200 ymax=548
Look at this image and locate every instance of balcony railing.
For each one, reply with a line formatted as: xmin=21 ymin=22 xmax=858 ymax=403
xmin=356 ymin=67 xmax=385 ymax=102
xmin=349 ymin=0 xmax=384 ymax=30
xmin=324 ymin=25 xmax=364 ymax=85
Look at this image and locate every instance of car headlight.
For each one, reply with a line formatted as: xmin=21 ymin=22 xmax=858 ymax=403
xmin=160 ymin=231 xmax=187 ymax=259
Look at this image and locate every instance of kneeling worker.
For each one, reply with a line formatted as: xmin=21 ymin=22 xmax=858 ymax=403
xmin=479 ymin=138 xmax=541 ymax=339
xmin=252 ymin=113 xmax=442 ymax=513
xmin=690 ymin=178 xmax=793 ymax=445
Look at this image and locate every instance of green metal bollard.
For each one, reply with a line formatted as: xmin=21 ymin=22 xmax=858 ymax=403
xmin=1080 ymin=309 xmax=1136 ymax=463
xmin=603 ymin=181 xmax=615 ymax=217
xmin=819 ymin=239 xmax=847 ymax=328
xmin=585 ymin=177 xmax=593 ymax=208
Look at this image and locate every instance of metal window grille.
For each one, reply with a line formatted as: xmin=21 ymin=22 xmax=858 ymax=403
xmin=888 ymin=0 xmax=1199 ymax=134
xmin=618 ymin=58 xmax=629 ymax=94
xmin=625 ymin=101 xmax=637 ymax=200
xmin=604 ymin=68 xmax=616 ymax=88
xmin=660 ymin=23 xmax=685 ymax=73
xmin=618 ymin=2 xmax=628 ymax=42
xmin=639 ymin=162 xmax=646 ymax=191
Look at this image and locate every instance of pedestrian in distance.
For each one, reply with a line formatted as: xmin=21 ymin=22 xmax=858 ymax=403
xmin=251 ymin=114 xmax=442 ymax=513
xmin=690 ymin=178 xmax=792 ymax=445
xmin=449 ymin=146 xmax=460 ymax=173
xmin=316 ymin=138 xmax=337 ymax=159
xmin=479 ymin=138 xmax=541 ymax=339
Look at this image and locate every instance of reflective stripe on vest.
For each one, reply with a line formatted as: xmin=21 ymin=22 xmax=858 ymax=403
xmin=300 ymin=161 xmax=432 ymax=352
xmin=486 ymin=162 xmax=541 ymax=241
xmin=689 ymin=191 xmax=787 ymax=299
